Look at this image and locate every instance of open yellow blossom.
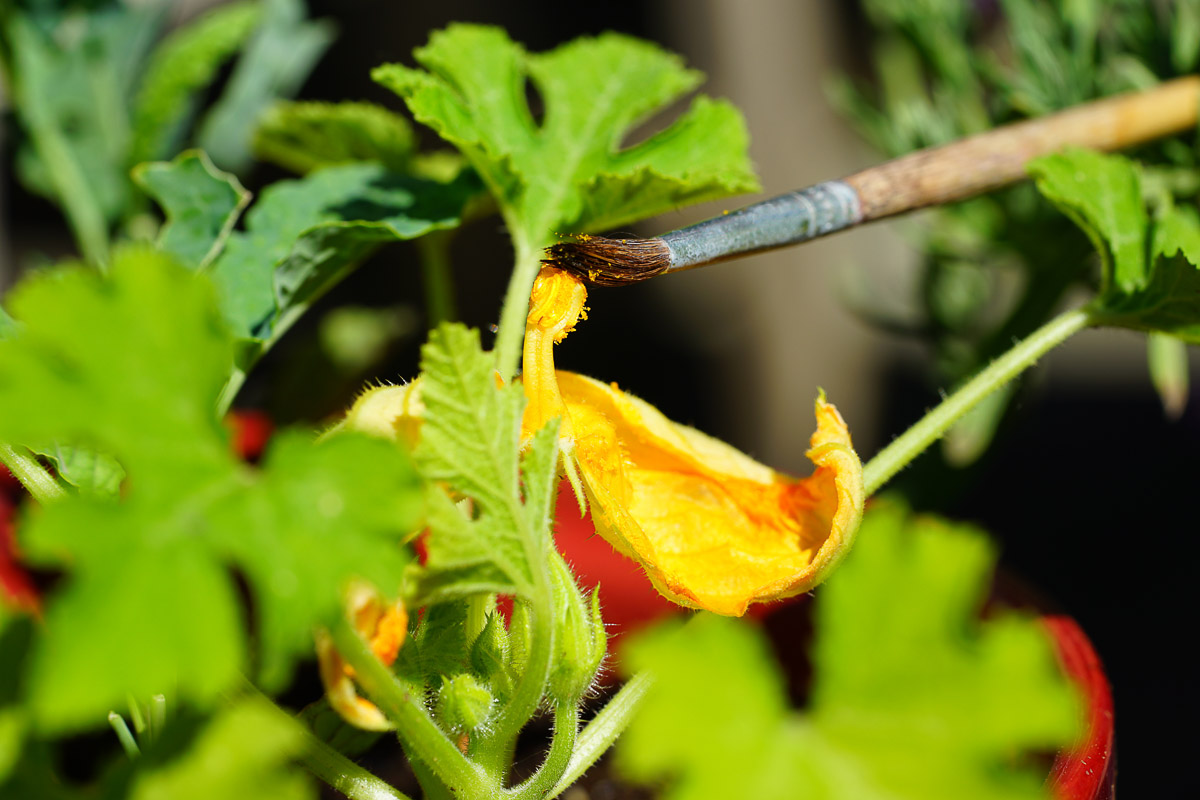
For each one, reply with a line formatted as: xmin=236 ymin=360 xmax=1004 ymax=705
xmin=316 ymin=582 xmax=409 ymax=730
xmin=523 ymin=266 xmax=864 ymax=616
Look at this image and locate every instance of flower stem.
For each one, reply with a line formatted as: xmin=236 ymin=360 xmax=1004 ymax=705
xmin=493 ymin=230 xmax=542 ymax=382
xmin=419 ymin=231 xmax=458 ymax=327
xmin=0 ymin=442 xmax=67 ymax=504
xmin=547 ymin=671 xmax=654 ymax=800
xmin=509 ymin=702 xmax=578 ymax=800
xmin=329 ymin=617 xmax=489 ymax=799
xmin=862 ymin=306 xmax=1093 ymax=496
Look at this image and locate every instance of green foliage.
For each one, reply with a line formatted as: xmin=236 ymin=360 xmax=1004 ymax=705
xmin=208 ymin=163 xmax=481 ymax=340
xmin=411 ymin=324 xmax=558 ymax=602
xmin=196 ymin=0 xmax=336 ymax=174
xmin=0 ymin=250 xmax=421 ymax=730
xmin=133 ymin=150 xmax=251 ymax=271
xmin=129 ymin=1 xmax=262 ymax=166
xmin=373 ymin=24 xmax=759 ymax=247
xmin=254 ymin=101 xmax=418 ymax=175
xmin=127 ymin=698 xmax=313 ymax=800
xmin=618 ymin=502 xmax=1079 ymax=800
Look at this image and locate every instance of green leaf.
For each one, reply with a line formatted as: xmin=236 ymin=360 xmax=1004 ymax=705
xmin=209 ymin=163 xmax=480 ymax=339
xmin=0 ymin=307 xmax=15 ymax=340
xmin=253 ymin=101 xmax=417 ymax=175
xmin=36 ymin=443 xmax=126 ymax=498
xmin=133 ymin=150 xmax=251 ymax=271
xmin=196 ymin=0 xmax=334 ymax=174
xmin=128 ymin=697 xmax=314 ymax=800
xmin=0 ymin=250 xmax=421 ymax=729
xmin=129 ymin=1 xmax=262 ymax=165
xmin=618 ymin=502 xmax=1079 ymax=800
xmin=373 ymin=24 xmax=759 ymax=246
xmin=1028 ymin=148 xmax=1148 ymax=292
xmin=413 ymin=324 xmax=537 ymax=596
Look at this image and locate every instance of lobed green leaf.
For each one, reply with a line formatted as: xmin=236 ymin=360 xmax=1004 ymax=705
xmin=254 ymin=101 xmax=417 ymax=175
xmin=133 ymin=150 xmax=251 ymax=271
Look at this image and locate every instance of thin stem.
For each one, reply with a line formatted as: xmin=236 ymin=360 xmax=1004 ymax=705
xmin=242 ymin=677 xmax=411 ymax=800
xmin=330 ymin=618 xmax=489 ymax=799
xmin=493 ymin=229 xmax=542 ymax=382
xmin=863 ymin=306 xmax=1093 ymax=495
xmin=418 ymin=231 xmax=458 ymax=327
xmin=547 ymin=672 xmax=654 ymax=800
xmin=107 ymin=712 xmax=141 ymax=759
xmin=508 ymin=703 xmax=578 ymax=800
xmin=0 ymin=442 xmax=67 ymax=504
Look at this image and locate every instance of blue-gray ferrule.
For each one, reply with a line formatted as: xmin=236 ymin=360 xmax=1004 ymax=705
xmin=661 ymin=180 xmax=863 ymax=271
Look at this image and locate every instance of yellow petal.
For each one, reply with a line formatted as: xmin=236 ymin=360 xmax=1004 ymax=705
xmin=558 ymin=373 xmax=863 ymax=616
xmin=316 ymin=583 xmax=408 ymax=731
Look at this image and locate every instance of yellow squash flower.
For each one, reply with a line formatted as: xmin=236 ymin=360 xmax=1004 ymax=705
xmin=523 ymin=267 xmax=864 ymax=616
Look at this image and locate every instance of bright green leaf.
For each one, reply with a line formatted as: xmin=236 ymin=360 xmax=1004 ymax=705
xmin=1028 ymin=148 xmax=1148 ymax=292
xmin=133 ymin=150 xmax=251 ymax=271
xmin=36 ymin=444 xmax=126 ymax=498
xmin=129 ymin=1 xmax=262 ymax=165
xmin=619 ymin=501 xmax=1079 ymax=800
xmin=374 ymin=24 xmax=759 ymax=246
xmin=209 ymin=163 xmax=480 ymax=339
xmin=254 ymin=101 xmax=417 ymax=175
xmin=413 ymin=324 xmax=537 ymax=597
xmin=0 ymin=307 xmax=15 ymax=340
xmin=0 ymin=251 xmax=421 ymax=728
xmin=129 ymin=697 xmax=314 ymax=800
xmin=196 ymin=0 xmax=334 ymax=174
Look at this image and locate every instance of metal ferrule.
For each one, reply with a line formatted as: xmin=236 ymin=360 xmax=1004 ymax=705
xmin=661 ymin=180 xmax=863 ymax=271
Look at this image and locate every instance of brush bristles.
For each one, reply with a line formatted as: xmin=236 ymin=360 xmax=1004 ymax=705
xmin=541 ymin=235 xmax=672 ymax=287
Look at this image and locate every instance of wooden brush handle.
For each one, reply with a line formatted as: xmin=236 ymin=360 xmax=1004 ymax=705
xmin=844 ymin=76 xmax=1200 ymax=221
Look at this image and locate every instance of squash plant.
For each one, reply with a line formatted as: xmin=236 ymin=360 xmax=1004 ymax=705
xmin=0 ymin=2 xmax=1196 ymax=798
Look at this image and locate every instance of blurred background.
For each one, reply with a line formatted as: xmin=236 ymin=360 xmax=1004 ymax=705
xmin=3 ymin=0 xmax=1198 ymax=794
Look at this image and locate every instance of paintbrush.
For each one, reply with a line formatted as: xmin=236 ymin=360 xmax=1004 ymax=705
xmin=543 ymin=76 xmax=1200 ymax=287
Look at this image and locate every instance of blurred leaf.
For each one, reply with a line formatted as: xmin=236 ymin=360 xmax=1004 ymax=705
xmin=209 ymin=163 xmax=481 ymax=339
xmin=0 ymin=308 xmax=14 ymax=340
xmin=618 ymin=502 xmax=1079 ymax=800
xmin=129 ymin=1 xmax=262 ymax=165
xmin=254 ymin=101 xmax=417 ymax=175
xmin=1173 ymin=0 xmax=1200 ymax=73
xmin=374 ymin=24 xmax=759 ymax=245
xmin=128 ymin=697 xmax=314 ymax=800
xmin=1029 ymin=148 xmax=1147 ymax=292
xmin=941 ymin=382 xmax=1014 ymax=466
xmin=37 ymin=444 xmax=125 ymax=498
xmin=133 ymin=150 xmax=251 ymax=271
xmin=1147 ymin=332 xmax=1190 ymax=419
xmin=0 ymin=250 xmax=421 ymax=730
xmin=196 ymin=0 xmax=335 ymax=174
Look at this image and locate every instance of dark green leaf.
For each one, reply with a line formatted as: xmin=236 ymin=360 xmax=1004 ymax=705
xmin=133 ymin=150 xmax=251 ymax=271
xmin=129 ymin=1 xmax=262 ymax=165
xmin=196 ymin=0 xmax=334 ymax=174
xmin=209 ymin=163 xmax=479 ymax=339
xmin=254 ymin=101 xmax=416 ymax=175
xmin=374 ymin=24 xmax=759 ymax=245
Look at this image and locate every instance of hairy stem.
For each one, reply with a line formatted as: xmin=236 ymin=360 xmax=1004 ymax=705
xmin=419 ymin=231 xmax=458 ymax=327
xmin=493 ymin=229 xmax=543 ymax=382
xmin=547 ymin=672 xmax=654 ymax=799
xmin=0 ymin=442 xmax=67 ymax=504
xmin=330 ymin=618 xmax=489 ymax=799
xmin=509 ymin=702 xmax=578 ymax=800
xmin=863 ymin=306 xmax=1092 ymax=495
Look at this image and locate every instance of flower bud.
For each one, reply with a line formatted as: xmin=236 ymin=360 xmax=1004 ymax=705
xmin=436 ymin=673 xmax=495 ymax=734
xmin=546 ymin=555 xmax=606 ymax=704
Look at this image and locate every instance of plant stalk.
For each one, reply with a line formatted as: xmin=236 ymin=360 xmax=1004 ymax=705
xmin=493 ymin=229 xmax=543 ymax=382
xmin=330 ymin=618 xmax=488 ymax=799
xmin=863 ymin=306 xmax=1093 ymax=495
xmin=0 ymin=442 xmax=67 ymax=504
xmin=509 ymin=702 xmax=578 ymax=800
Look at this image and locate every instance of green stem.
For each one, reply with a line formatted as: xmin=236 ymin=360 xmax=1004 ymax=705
xmin=0 ymin=442 xmax=67 ymax=504
xmin=493 ymin=229 xmax=543 ymax=382
xmin=242 ymin=678 xmax=411 ymax=800
xmin=508 ymin=703 xmax=578 ymax=800
xmin=330 ymin=618 xmax=489 ymax=799
xmin=547 ymin=672 xmax=653 ymax=800
xmin=418 ymin=231 xmax=458 ymax=327
xmin=107 ymin=712 xmax=141 ymax=759
xmin=863 ymin=306 xmax=1093 ymax=495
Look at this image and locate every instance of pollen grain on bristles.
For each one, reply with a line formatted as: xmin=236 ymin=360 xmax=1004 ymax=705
xmin=541 ymin=235 xmax=672 ymax=288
